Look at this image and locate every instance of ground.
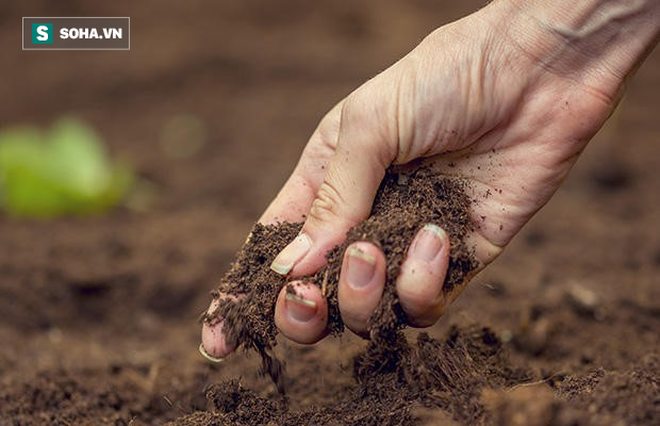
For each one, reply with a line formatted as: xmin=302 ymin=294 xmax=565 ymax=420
xmin=0 ymin=1 xmax=658 ymax=425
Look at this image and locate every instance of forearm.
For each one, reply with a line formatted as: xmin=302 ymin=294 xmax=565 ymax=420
xmin=488 ymin=0 xmax=659 ymax=96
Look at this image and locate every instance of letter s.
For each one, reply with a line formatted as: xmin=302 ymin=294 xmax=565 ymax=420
xmin=36 ymin=25 xmax=49 ymax=41
xmin=60 ymin=28 xmax=68 ymax=39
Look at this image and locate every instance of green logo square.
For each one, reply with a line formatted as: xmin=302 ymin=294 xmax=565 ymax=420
xmin=32 ymin=23 xmax=53 ymax=44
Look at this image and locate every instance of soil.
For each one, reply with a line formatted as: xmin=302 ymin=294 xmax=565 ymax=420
xmin=206 ymin=170 xmax=478 ymax=390
xmin=0 ymin=1 xmax=658 ymax=426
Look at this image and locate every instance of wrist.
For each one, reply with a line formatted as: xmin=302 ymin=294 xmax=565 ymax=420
xmin=486 ymin=0 xmax=659 ymax=95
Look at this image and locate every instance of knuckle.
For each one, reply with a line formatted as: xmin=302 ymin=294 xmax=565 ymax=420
xmin=308 ymin=181 xmax=345 ymax=224
xmin=340 ymin=88 xmax=398 ymax=167
xmin=340 ymin=92 xmax=361 ymax=119
xmin=340 ymin=90 xmax=377 ymax=133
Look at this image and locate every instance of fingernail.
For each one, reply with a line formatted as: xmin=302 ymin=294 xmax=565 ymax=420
xmin=285 ymin=292 xmax=317 ymax=323
xmin=199 ymin=343 xmax=224 ymax=363
xmin=270 ymin=233 xmax=312 ymax=275
xmin=201 ymin=319 xmax=235 ymax=360
xmin=346 ymin=246 xmax=377 ymax=289
xmin=410 ymin=224 xmax=446 ymax=262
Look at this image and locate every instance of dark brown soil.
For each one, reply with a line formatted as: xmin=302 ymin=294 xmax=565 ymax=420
xmin=171 ymin=326 xmax=530 ymax=426
xmin=206 ymin=170 xmax=478 ymax=391
xmin=0 ymin=1 xmax=658 ymax=426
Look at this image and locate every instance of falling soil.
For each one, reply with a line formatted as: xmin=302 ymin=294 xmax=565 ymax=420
xmin=170 ymin=326 xmax=530 ymax=426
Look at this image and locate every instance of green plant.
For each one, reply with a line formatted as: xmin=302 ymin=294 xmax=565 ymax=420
xmin=0 ymin=117 xmax=132 ymax=218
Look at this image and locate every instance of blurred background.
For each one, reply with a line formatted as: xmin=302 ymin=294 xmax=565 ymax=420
xmin=0 ymin=1 xmax=658 ymax=424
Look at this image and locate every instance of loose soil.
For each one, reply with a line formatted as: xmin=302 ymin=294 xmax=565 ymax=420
xmin=0 ymin=1 xmax=658 ymax=426
xmin=205 ymin=170 xmax=478 ymax=392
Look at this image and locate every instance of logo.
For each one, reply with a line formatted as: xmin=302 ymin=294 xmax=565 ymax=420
xmin=31 ymin=23 xmax=53 ymax=44
xmin=23 ymin=18 xmax=130 ymax=50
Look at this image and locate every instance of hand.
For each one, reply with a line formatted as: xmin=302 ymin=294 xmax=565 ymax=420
xmin=202 ymin=0 xmax=659 ymax=358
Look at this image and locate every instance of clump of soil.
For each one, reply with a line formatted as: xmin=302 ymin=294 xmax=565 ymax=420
xmin=169 ymin=326 xmax=530 ymax=426
xmin=0 ymin=365 xmax=208 ymax=426
xmin=204 ymin=168 xmax=479 ymax=387
xmin=556 ymin=354 xmax=660 ymax=425
xmin=484 ymin=353 xmax=660 ymax=426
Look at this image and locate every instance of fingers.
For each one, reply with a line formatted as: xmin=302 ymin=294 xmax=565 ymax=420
xmin=201 ymin=281 xmax=331 ymax=358
xmin=337 ymin=224 xmax=450 ymax=334
xmin=273 ymin=224 xmax=451 ymax=341
xmin=201 ymin=223 xmax=452 ymax=360
xmin=270 ymin=95 xmax=397 ymax=277
xmin=396 ymin=224 xmax=450 ymax=327
xmin=274 ymin=281 xmax=328 ymax=344
xmin=200 ymin=283 xmax=328 ymax=360
xmin=337 ymin=242 xmax=387 ymax=336
xmin=200 ymin=298 xmax=237 ymax=360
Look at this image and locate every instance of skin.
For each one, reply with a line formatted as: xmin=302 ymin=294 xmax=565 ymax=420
xmin=201 ymin=0 xmax=659 ymax=358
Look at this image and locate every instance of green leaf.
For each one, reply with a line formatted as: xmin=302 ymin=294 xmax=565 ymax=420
xmin=0 ymin=117 xmax=133 ymax=218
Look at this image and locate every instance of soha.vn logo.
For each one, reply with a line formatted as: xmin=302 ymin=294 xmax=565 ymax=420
xmin=31 ymin=23 xmax=123 ymax=44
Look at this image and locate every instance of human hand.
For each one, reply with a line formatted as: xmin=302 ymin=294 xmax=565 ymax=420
xmin=202 ymin=0 xmax=658 ymax=358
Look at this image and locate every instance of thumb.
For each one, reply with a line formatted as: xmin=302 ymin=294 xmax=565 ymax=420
xmin=270 ymin=93 xmax=397 ymax=277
